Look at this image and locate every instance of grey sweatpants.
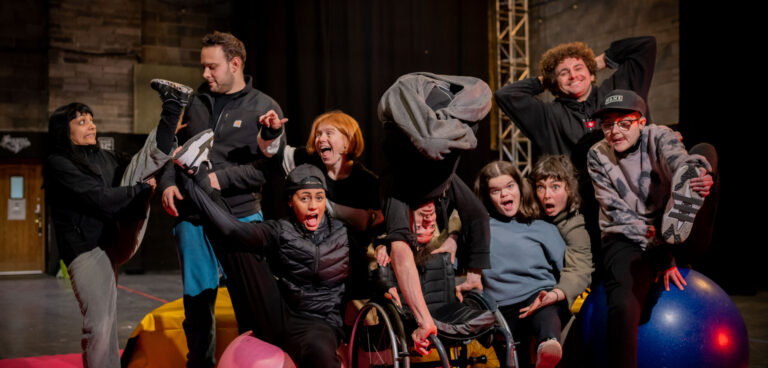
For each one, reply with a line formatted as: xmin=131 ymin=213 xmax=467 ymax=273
xmin=69 ymin=247 xmax=119 ymax=368
xmin=69 ymin=128 xmax=172 ymax=367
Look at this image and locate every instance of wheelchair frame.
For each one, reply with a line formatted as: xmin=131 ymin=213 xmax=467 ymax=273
xmin=347 ymin=290 xmax=518 ymax=368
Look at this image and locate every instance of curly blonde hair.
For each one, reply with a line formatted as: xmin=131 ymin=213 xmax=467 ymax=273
xmin=539 ymin=41 xmax=597 ymax=97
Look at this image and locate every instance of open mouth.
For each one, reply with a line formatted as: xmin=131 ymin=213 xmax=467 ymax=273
xmin=501 ymin=199 xmax=515 ymax=211
xmin=318 ymin=145 xmax=333 ymax=161
xmin=305 ymin=213 xmax=319 ymax=228
xmin=544 ymin=203 xmax=557 ymax=214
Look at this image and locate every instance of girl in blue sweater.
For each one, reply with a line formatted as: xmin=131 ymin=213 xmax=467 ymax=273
xmin=474 ymin=161 xmax=566 ymax=368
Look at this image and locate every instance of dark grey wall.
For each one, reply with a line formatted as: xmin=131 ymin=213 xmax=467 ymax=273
xmin=0 ymin=2 xmax=49 ymax=131
xmin=528 ymin=0 xmax=679 ymax=125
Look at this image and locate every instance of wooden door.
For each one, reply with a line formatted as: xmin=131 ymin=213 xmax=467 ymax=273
xmin=0 ymin=160 xmax=45 ymax=274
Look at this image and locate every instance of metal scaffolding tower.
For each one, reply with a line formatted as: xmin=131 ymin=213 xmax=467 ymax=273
xmin=491 ymin=0 xmax=532 ymax=175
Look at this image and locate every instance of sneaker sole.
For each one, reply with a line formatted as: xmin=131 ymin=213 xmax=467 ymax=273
xmin=150 ymin=79 xmax=194 ymax=106
xmin=174 ymin=129 xmax=214 ymax=174
xmin=661 ymin=165 xmax=704 ymax=244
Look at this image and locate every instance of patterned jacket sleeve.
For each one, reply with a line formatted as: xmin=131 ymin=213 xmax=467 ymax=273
xmin=653 ymin=126 xmax=711 ymax=174
xmin=587 ymin=147 xmax=650 ymax=245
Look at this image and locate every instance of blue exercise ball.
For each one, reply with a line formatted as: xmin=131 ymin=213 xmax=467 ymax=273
xmin=577 ymin=268 xmax=749 ymax=368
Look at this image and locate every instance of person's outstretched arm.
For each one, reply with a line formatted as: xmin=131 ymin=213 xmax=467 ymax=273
xmin=390 ymin=240 xmax=437 ymax=356
xmin=181 ymin=174 xmax=279 ymax=253
xmin=46 ymin=154 xmax=152 ymax=219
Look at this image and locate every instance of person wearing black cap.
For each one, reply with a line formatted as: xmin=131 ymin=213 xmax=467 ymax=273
xmin=181 ymin=163 xmax=348 ymax=368
xmin=586 ymin=89 xmax=717 ymax=368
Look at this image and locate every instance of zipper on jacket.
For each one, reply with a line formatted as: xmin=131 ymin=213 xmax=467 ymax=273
xmin=314 ymin=242 xmax=320 ymax=278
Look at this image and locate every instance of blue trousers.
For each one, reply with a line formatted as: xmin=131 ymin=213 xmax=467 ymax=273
xmin=174 ymin=212 xmax=263 ymax=368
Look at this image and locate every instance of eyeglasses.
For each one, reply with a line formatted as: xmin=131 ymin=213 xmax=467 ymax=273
xmin=601 ymin=118 xmax=638 ymax=132
xmin=489 ymin=183 xmax=517 ymax=197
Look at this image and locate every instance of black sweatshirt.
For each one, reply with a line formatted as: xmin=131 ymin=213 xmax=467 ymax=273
xmin=494 ymin=36 xmax=657 ymax=162
xmin=45 ymin=146 xmax=151 ymax=264
xmin=158 ymin=76 xmax=283 ymax=219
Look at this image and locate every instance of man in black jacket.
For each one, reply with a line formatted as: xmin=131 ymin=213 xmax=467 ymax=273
xmin=156 ymin=31 xmax=284 ymax=368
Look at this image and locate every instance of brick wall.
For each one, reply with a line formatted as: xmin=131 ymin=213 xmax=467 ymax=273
xmin=141 ymin=0 xmax=231 ymax=67
xmin=528 ymin=0 xmax=680 ymax=125
xmin=1 ymin=0 xmax=231 ymax=133
xmin=0 ymin=2 xmax=48 ymax=131
xmin=4 ymin=1 xmax=679 ymax=131
xmin=47 ymin=0 xmax=141 ymax=133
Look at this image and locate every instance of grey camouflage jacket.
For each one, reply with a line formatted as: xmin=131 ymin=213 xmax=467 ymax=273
xmin=587 ymin=124 xmax=710 ymax=249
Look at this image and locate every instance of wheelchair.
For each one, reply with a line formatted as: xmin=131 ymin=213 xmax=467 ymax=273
xmin=347 ymin=252 xmax=518 ymax=368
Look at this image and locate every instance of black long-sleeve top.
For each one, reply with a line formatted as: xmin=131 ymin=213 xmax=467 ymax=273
xmin=44 ymin=146 xmax=151 ymax=264
xmin=494 ymin=36 xmax=657 ymax=161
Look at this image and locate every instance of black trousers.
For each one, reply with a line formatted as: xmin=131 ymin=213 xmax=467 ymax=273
xmin=602 ymin=142 xmax=719 ymax=368
xmin=499 ymin=293 xmax=567 ymax=368
xmin=602 ymin=238 xmax=658 ymax=368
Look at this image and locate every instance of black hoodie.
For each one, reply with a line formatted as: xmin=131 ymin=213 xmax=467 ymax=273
xmin=494 ymin=36 xmax=657 ymax=163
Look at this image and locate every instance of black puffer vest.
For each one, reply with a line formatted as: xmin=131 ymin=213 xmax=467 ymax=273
xmin=374 ymin=251 xmax=457 ymax=314
xmin=277 ymin=216 xmax=349 ymax=329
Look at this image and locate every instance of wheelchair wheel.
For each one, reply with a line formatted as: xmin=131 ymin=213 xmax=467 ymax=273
xmin=348 ymin=302 xmax=410 ymax=368
xmin=459 ymin=290 xmax=518 ymax=368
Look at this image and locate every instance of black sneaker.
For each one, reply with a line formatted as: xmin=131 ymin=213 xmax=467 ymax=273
xmin=661 ymin=165 xmax=704 ymax=244
xmin=174 ymin=129 xmax=214 ymax=174
xmin=150 ymin=79 xmax=194 ymax=107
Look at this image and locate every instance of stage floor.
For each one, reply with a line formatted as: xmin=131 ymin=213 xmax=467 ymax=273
xmin=0 ymin=272 xmax=766 ymax=367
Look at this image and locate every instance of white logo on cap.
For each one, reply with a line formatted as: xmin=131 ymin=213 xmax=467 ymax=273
xmin=605 ymin=95 xmax=623 ymax=105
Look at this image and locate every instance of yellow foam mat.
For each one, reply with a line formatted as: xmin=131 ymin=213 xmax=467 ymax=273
xmin=410 ymin=339 xmax=500 ymax=367
xmin=125 ymin=288 xmax=239 ymax=367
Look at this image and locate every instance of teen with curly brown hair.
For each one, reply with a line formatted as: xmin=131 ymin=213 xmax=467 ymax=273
xmin=494 ymin=36 xmax=656 ymax=160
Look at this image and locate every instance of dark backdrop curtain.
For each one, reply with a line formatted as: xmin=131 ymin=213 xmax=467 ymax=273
xmin=227 ymin=1 xmax=758 ymax=292
xmin=679 ymin=4 xmax=758 ymax=292
xmin=231 ymin=0 xmax=492 ymax=218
